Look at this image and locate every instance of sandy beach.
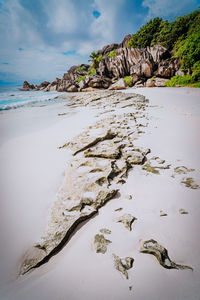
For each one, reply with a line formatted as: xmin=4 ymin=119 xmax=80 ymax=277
xmin=0 ymin=87 xmax=200 ymax=300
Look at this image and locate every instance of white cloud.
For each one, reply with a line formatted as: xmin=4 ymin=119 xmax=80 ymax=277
xmin=45 ymin=0 xmax=78 ymax=34
xmin=142 ymin=0 xmax=198 ymax=19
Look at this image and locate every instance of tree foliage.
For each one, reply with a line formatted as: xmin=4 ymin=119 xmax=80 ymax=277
xmin=127 ymin=9 xmax=200 ymax=73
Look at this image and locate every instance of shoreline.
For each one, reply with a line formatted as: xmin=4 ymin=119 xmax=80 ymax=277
xmin=0 ymin=87 xmax=200 ymax=300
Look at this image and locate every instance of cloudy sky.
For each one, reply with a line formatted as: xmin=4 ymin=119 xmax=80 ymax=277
xmin=0 ymin=0 xmax=199 ymax=84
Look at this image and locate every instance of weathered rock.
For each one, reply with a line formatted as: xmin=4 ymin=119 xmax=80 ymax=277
xmin=174 ymin=166 xmax=195 ymax=174
xmin=115 ymin=207 xmax=123 ymax=211
xmin=113 ymin=254 xmax=134 ymax=279
xmin=179 ymin=208 xmax=188 ymax=214
xmin=88 ymin=75 xmax=112 ymax=89
xmin=99 ymin=228 xmax=111 ymax=235
xmin=155 ymin=57 xmax=181 ymax=78
xmin=125 ymin=194 xmax=132 ymax=200
xmin=146 ymin=79 xmax=155 ymax=87
xmin=94 ymin=234 xmax=111 ymax=254
xmin=97 ymin=43 xmax=119 ymax=56
xmin=67 ymin=85 xmax=78 ymax=92
xmin=154 ymin=77 xmax=169 ymax=87
xmin=160 ymin=210 xmax=168 ymax=217
xmin=116 ymin=213 xmax=137 ymax=231
xmin=22 ymin=81 xmax=35 ymax=90
xmin=181 ymin=177 xmax=199 ymax=189
xmin=20 ymin=91 xmax=150 ymax=274
xmin=108 ymin=79 xmax=127 ymax=90
xmin=119 ymin=34 xmax=132 ymax=48
xmin=140 ymin=239 xmax=193 ymax=270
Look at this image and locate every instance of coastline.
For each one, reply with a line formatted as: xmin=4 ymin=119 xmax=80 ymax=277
xmin=0 ymin=87 xmax=200 ymax=300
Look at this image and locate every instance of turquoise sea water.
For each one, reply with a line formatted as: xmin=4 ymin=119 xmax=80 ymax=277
xmin=0 ymin=85 xmax=62 ymax=111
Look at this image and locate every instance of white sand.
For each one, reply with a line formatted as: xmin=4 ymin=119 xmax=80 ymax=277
xmin=0 ymin=87 xmax=200 ymax=300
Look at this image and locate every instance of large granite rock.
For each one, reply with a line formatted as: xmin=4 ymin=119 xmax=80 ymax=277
xmin=108 ymin=79 xmax=126 ymax=90
xmin=22 ymin=81 xmax=35 ymax=90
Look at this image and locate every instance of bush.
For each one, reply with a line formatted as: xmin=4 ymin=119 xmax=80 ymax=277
xmin=77 ymin=76 xmax=85 ymax=83
xmin=76 ymin=66 xmax=87 ymax=72
xmin=165 ymin=75 xmax=194 ymax=87
xmin=87 ymin=69 xmax=96 ymax=76
xmin=106 ymin=50 xmax=116 ymax=58
xmin=123 ymin=76 xmax=133 ymax=87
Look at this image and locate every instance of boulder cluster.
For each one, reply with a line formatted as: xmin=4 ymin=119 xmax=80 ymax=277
xmin=21 ymin=36 xmax=184 ymax=92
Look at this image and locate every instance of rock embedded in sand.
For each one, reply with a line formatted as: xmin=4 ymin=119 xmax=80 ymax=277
xmin=94 ymin=234 xmax=111 ymax=254
xmin=113 ymin=254 xmax=134 ymax=279
xmin=174 ymin=166 xmax=195 ymax=174
xmin=115 ymin=207 xmax=123 ymax=212
xmin=179 ymin=208 xmax=188 ymax=215
xmin=20 ymin=91 xmax=150 ymax=274
xmin=140 ymin=239 xmax=193 ymax=270
xmin=160 ymin=210 xmax=167 ymax=217
xmin=181 ymin=177 xmax=199 ymax=189
xmin=125 ymin=194 xmax=133 ymax=200
xmin=99 ymin=228 xmax=111 ymax=235
xmin=116 ymin=213 xmax=137 ymax=231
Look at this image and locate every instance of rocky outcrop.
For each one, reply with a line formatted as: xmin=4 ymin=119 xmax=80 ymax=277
xmin=20 ymin=81 xmax=35 ymax=90
xmin=140 ymin=239 xmax=193 ymax=270
xmin=21 ymin=36 xmax=183 ymax=91
xmin=20 ymin=91 xmax=150 ymax=274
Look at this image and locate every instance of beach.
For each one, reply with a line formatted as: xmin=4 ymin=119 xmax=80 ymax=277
xmin=0 ymin=87 xmax=200 ymax=300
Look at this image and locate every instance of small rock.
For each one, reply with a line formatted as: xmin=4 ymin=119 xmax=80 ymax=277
xmin=181 ymin=177 xmax=199 ymax=189
xmin=115 ymin=207 xmax=123 ymax=212
xmin=160 ymin=210 xmax=167 ymax=217
xmin=179 ymin=208 xmax=188 ymax=215
xmin=125 ymin=194 xmax=132 ymax=200
xmin=99 ymin=228 xmax=111 ymax=235
xmin=108 ymin=79 xmax=126 ymax=90
xmin=174 ymin=166 xmax=195 ymax=174
xmin=113 ymin=254 xmax=134 ymax=279
xmin=94 ymin=234 xmax=111 ymax=254
xmin=116 ymin=213 xmax=137 ymax=231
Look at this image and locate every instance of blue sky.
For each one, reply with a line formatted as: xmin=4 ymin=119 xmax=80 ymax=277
xmin=0 ymin=0 xmax=199 ymax=84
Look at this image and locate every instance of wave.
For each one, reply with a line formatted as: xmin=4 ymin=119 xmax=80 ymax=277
xmin=0 ymin=89 xmax=64 ymax=111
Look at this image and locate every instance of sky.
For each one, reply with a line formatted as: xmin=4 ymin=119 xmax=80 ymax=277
xmin=0 ymin=0 xmax=199 ymax=85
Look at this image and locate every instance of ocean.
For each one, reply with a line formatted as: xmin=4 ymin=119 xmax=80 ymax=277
xmin=0 ymin=85 xmax=62 ymax=111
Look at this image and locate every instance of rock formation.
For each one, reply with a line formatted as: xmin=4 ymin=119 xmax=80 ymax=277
xmin=20 ymin=91 xmax=150 ymax=275
xmin=21 ymin=33 xmax=183 ymax=92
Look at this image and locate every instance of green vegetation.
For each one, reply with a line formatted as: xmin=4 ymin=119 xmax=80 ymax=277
xmin=87 ymin=69 xmax=96 ymax=76
xmin=77 ymin=76 xmax=86 ymax=83
xmin=127 ymin=9 xmax=200 ymax=77
xmin=123 ymin=76 xmax=133 ymax=87
xmin=76 ymin=69 xmax=96 ymax=83
xmin=106 ymin=49 xmax=117 ymax=58
xmin=75 ymin=66 xmax=87 ymax=72
xmin=88 ymin=51 xmax=102 ymax=69
xmin=165 ymin=74 xmax=200 ymax=87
